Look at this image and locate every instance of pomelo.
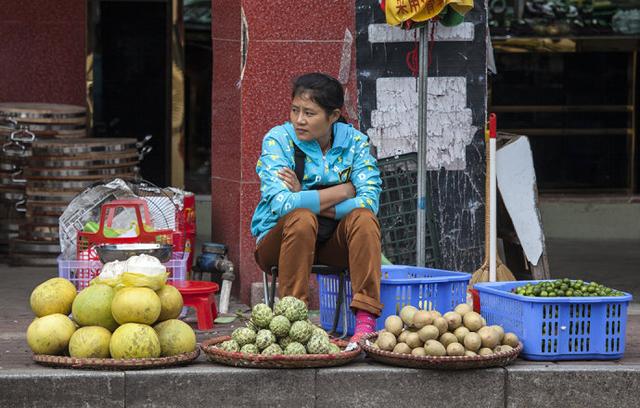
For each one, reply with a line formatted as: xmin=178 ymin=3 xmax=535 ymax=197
xmin=69 ymin=326 xmax=112 ymax=358
xmin=30 ymin=277 xmax=77 ymax=317
xmin=26 ymin=313 xmax=76 ymax=355
xmin=72 ymin=284 xmax=118 ymax=332
xmin=155 ymin=285 xmax=184 ymax=322
xmin=111 ymin=287 xmax=161 ymax=325
xmin=154 ymin=319 xmax=196 ymax=356
xmin=110 ymin=323 xmax=161 ymax=359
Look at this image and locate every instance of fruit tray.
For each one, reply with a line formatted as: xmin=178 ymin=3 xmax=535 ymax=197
xmin=474 ymin=281 xmax=633 ymax=360
xmin=358 ymin=332 xmax=522 ymax=370
xmin=32 ymin=348 xmax=200 ymax=370
xmin=201 ymin=336 xmax=361 ymax=369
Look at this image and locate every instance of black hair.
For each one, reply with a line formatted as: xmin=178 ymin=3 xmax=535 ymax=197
xmin=292 ymin=73 xmax=347 ymax=123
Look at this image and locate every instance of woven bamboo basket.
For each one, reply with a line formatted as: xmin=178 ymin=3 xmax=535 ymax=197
xmin=359 ymin=332 xmax=522 ymax=370
xmin=32 ymin=348 xmax=200 ymax=370
xmin=201 ymin=336 xmax=362 ymax=369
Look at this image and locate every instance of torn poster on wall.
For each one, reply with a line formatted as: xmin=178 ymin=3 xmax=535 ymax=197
xmin=368 ymin=76 xmax=477 ymax=170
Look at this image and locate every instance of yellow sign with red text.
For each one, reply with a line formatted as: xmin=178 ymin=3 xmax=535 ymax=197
xmin=385 ymin=0 xmax=473 ymax=26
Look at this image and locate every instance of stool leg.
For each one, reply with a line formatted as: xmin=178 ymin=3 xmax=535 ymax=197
xmin=333 ymin=271 xmax=345 ymax=336
xmin=209 ymin=293 xmax=218 ymax=323
xmin=262 ymin=272 xmax=269 ymax=305
xmin=341 ymin=270 xmax=349 ymax=339
xmin=195 ymin=297 xmax=214 ymax=331
xmin=270 ymin=267 xmax=278 ymax=309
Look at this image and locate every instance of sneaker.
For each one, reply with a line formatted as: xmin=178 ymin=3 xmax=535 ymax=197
xmin=350 ymin=309 xmax=377 ymax=344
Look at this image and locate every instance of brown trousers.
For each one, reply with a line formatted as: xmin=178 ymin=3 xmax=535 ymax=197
xmin=254 ymin=208 xmax=383 ymax=316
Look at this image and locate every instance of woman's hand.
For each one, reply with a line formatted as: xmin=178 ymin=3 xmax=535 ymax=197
xmin=277 ymin=168 xmax=301 ymax=192
xmin=319 ymin=207 xmax=336 ymax=218
xmin=343 ymin=182 xmax=356 ymax=199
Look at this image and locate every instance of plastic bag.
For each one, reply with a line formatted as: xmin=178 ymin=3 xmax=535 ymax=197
xmin=117 ymin=271 xmax=168 ymax=290
xmin=91 ymin=254 xmax=168 ymax=290
xmin=92 ymin=272 xmax=168 ymax=291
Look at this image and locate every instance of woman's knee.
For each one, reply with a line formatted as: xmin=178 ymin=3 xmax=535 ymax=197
xmin=346 ymin=208 xmax=379 ymax=226
xmin=282 ymin=208 xmax=318 ymax=234
xmin=344 ymin=208 xmax=380 ymax=237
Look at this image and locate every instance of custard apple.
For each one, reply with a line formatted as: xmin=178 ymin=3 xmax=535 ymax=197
xmin=278 ymin=336 xmax=293 ymax=349
xmin=284 ymin=298 xmax=308 ymax=322
xmin=269 ymin=315 xmax=291 ymax=337
xmin=274 ymin=296 xmax=298 ymax=316
xmin=261 ymin=343 xmax=283 ymax=355
xmin=284 ymin=342 xmax=307 ymax=355
xmin=327 ymin=343 xmax=341 ymax=354
xmin=240 ymin=344 xmax=259 ymax=354
xmin=306 ymin=334 xmax=331 ymax=354
xmin=251 ymin=303 xmax=273 ymax=329
xmin=232 ymin=327 xmax=256 ymax=346
xmin=219 ymin=339 xmax=240 ymax=352
xmin=312 ymin=327 xmax=329 ymax=338
xmin=289 ymin=320 xmax=313 ymax=343
xmin=255 ymin=329 xmax=276 ymax=350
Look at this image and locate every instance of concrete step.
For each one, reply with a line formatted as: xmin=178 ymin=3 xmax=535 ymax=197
xmin=1 ymin=361 xmax=640 ymax=408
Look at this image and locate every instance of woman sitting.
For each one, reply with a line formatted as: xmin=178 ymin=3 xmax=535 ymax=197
xmin=251 ymin=72 xmax=383 ymax=341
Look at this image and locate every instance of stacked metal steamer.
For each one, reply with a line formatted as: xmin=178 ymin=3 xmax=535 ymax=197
xmin=0 ymin=103 xmax=88 ymax=261
xmin=0 ymin=103 xmax=146 ymax=265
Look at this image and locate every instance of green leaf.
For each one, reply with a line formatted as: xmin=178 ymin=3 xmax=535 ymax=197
xmin=214 ymin=315 xmax=237 ymax=324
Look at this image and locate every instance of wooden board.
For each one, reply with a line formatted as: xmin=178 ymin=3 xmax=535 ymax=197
xmin=496 ymin=133 xmax=551 ymax=280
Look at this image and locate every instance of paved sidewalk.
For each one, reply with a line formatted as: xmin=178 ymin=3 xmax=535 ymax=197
xmin=1 ymin=265 xmax=640 ymax=407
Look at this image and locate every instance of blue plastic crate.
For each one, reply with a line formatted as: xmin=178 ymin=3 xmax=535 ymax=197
xmin=317 ymin=265 xmax=471 ymax=335
xmin=475 ymin=280 xmax=633 ymax=361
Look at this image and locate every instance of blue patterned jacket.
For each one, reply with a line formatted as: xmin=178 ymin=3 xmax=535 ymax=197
xmin=251 ymin=121 xmax=382 ymax=241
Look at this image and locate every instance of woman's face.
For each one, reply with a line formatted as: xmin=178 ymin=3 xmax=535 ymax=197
xmin=290 ymin=93 xmax=339 ymax=142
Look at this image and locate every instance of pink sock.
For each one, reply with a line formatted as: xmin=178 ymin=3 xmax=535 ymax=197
xmin=354 ymin=310 xmax=377 ymax=335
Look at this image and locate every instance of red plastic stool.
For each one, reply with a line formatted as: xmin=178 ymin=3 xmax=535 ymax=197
xmin=170 ymin=281 xmax=219 ymax=331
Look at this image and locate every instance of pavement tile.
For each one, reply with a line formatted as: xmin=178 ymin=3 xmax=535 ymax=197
xmin=124 ymin=365 xmax=316 ymax=408
xmin=506 ymin=365 xmax=640 ymax=408
xmin=316 ymin=361 xmax=506 ymax=408
xmin=0 ymin=369 xmax=125 ymax=408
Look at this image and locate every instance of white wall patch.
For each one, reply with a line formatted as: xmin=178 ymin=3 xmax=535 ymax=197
xmin=368 ymin=23 xmax=475 ymax=43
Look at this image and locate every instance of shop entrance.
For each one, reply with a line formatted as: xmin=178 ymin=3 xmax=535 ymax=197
xmin=87 ymin=0 xmax=212 ymax=193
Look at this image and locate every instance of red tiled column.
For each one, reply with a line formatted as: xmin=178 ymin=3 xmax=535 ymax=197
xmin=0 ymin=0 xmax=86 ymax=104
xmin=211 ymin=1 xmax=357 ymax=306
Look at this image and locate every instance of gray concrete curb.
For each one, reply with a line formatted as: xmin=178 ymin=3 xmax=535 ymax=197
xmin=2 ymin=362 xmax=640 ymax=408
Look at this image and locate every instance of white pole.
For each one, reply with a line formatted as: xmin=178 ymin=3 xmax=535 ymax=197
xmin=489 ymin=114 xmax=497 ymax=282
xmin=416 ymin=23 xmax=429 ymax=267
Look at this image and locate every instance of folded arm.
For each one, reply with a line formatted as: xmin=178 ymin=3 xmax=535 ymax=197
xmin=333 ymin=135 xmax=382 ymax=219
xmin=257 ymin=136 xmax=321 ymax=217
